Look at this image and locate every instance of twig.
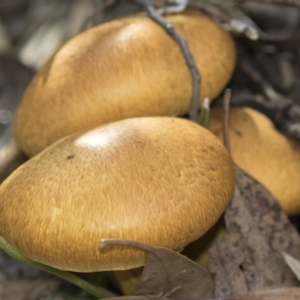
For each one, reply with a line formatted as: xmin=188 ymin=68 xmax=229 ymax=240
xmin=136 ymin=0 xmax=201 ymax=122
xmin=237 ymin=0 xmax=300 ymax=8
xmin=156 ymin=0 xmax=189 ymax=14
xmin=188 ymin=0 xmax=231 ymax=23
xmin=190 ymin=0 xmax=300 ymax=42
xmin=223 ymin=89 xmax=231 ymax=154
xmin=239 ymin=59 xmax=292 ymax=111
xmin=229 ymin=93 xmax=283 ymax=112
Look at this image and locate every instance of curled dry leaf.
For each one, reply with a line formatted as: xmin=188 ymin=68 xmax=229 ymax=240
xmin=209 ymin=166 xmax=300 ymax=297
xmin=101 ymin=239 xmax=214 ymax=299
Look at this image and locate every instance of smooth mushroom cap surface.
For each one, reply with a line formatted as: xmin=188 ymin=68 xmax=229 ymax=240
xmin=14 ymin=11 xmax=236 ymax=157
xmin=0 ymin=117 xmax=235 ymax=272
xmin=208 ymin=107 xmax=300 ymax=215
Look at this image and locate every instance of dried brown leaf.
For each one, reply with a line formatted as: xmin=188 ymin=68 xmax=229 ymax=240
xmin=101 ymin=239 xmax=213 ymax=299
xmin=205 ymin=287 xmax=300 ymax=300
xmin=209 ymin=167 xmax=300 ymax=297
xmin=104 ymin=288 xmax=300 ymax=300
xmin=209 ymin=231 xmax=264 ymax=296
xmin=281 ymin=252 xmax=300 ymax=282
xmin=234 ymin=167 xmax=300 ymax=258
xmin=102 ymin=297 xmax=169 ymax=300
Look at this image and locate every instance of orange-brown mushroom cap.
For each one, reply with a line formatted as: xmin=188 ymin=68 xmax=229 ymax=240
xmin=0 ymin=117 xmax=235 ymax=272
xmin=14 ymin=11 xmax=236 ymax=157
xmin=208 ymin=107 xmax=300 ymax=215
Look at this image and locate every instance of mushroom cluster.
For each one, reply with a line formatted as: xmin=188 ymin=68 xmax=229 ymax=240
xmin=1 ymin=10 xmax=238 ymax=295
xmin=14 ymin=11 xmax=236 ymax=157
xmin=0 ymin=117 xmax=235 ymax=272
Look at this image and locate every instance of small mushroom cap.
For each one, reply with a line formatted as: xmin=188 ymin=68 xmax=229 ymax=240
xmin=208 ymin=107 xmax=300 ymax=215
xmin=0 ymin=117 xmax=235 ymax=272
xmin=14 ymin=11 xmax=236 ymax=157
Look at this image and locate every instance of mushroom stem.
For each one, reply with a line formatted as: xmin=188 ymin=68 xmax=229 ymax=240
xmin=199 ymin=97 xmax=210 ymax=128
xmin=0 ymin=236 xmax=109 ymax=299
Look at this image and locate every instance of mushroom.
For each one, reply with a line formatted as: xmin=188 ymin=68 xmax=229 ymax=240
xmin=208 ymin=107 xmax=300 ymax=215
xmin=181 ymin=107 xmax=300 ymax=277
xmin=0 ymin=117 xmax=235 ymax=273
xmin=14 ymin=11 xmax=236 ymax=157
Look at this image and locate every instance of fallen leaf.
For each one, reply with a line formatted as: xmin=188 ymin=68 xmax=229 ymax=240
xmin=101 ymin=297 xmax=169 ymax=300
xmin=209 ymin=166 xmax=300 ymax=297
xmin=101 ymin=239 xmax=213 ymax=299
xmin=209 ymin=231 xmax=263 ymax=296
xmin=205 ymin=287 xmax=300 ymax=300
xmin=281 ymin=252 xmax=300 ymax=282
xmin=234 ymin=167 xmax=300 ymax=259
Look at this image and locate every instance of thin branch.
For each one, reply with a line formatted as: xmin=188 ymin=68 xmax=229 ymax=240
xmin=136 ymin=0 xmax=201 ymax=123
xmin=190 ymin=0 xmax=300 ymax=42
xmin=188 ymin=0 xmax=231 ymax=23
xmin=223 ymin=89 xmax=231 ymax=155
xmin=237 ymin=0 xmax=300 ymax=8
xmin=239 ymin=59 xmax=292 ymax=111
